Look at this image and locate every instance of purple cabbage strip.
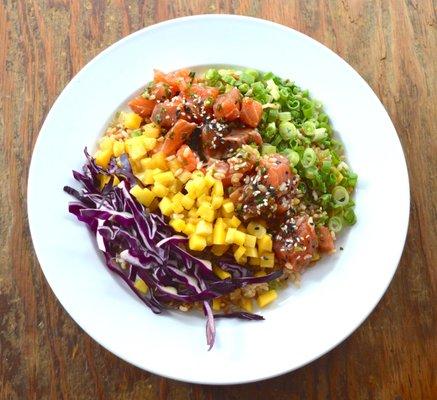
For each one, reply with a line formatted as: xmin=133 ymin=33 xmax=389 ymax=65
xmin=64 ymin=152 xmax=281 ymax=348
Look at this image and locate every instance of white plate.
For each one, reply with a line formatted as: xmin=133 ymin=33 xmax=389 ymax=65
xmin=28 ymin=15 xmax=409 ymax=384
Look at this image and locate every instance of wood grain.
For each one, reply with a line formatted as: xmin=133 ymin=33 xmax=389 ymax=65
xmin=1 ymin=1 xmax=436 ymax=399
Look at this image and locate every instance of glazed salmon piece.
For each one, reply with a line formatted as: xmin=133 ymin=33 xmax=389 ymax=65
xmin=128 ymin=97 xmax=156 ymax=118
xmin=240 ymin=97 xmax=263 ymax=128
xmin=213 ymin=87 xmax=242 ymax=121
xmin=317 ymin=226 xmax=335 ymax=253
xmin=176 ymin=145 xmax=199 ymax=172
xmin=187 ymin=84 xmax=220 ymax=103
xmin=161 ymin=119 xmax=197 ymax=156
xmin=149 ymin=82 xmax=178 ymax=101
xmin=154 ymin=69 xmax=192 ymax=93
xmin=260 ymin=154 xmax=292 ymax=188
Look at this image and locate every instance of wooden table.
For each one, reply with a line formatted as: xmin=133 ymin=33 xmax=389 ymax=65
xmin=1 ymin=1 xmax=435 ymax=399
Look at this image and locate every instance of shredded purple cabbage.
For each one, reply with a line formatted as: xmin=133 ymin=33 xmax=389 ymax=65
xmin=64 ymin=150 xmax=281 ymax=349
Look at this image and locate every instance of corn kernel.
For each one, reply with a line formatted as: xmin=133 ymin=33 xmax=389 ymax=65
xmin=195 ymin=220 xmax=213 ymax=236
xmin=169 ymin=218 xmax=186 ymax=232
xmin=258 ymin=235 xmax=273 ymax=254
xmin=113 ymin=140 xmax=125 ymax=157
xmin=181 ymin=195 xmax=195 ymax=210
xmin=213 ymin=266 xmax=231 ymax=280
xmin=152 ymin=182 xmax=169 ymax=198
xmin=124 ymin=112 xmax=142 ymax=129
xmin=189 ymin=234 xmax=207 ymax=251
xmin=240 ymin=298 xmax=252 ymax=313
xmin=244 ymin=234 xmax=257 ymax=248
xmin=158 ymin=197 xmax=173 ymax=216
xmin=143 ymin=122 xmax=161 ymax=138
xmin=257 ymin=290 xmax=277 ymax=308
xmin=134 ymin=277 xmax=148 ymax=294
xmin=222 ymin=200 xmax=234 ymax=213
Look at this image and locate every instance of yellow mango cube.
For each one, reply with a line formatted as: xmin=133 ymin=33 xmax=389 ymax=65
xmin=125 ymin=136 xmax=147 ymax=161
xmin=124 ymin=112 xmax=142 ymax=129
xmin=234 ymin=246 xmax=246 ymax=261
xmin=247 ymin=221 xmax=267 ymax=238
xmin=229 ymin=216 xmax=241 ymax=228
xmin=152 ymin=182 xmax=169 ymax=198
xmin=99 ymin=136 xmax=115 ymax=151
xmin=222 ymin=200 xmax=234 ymax=214
xmin=257 ymin=290 xmax=277 ymax=308
xmin=143 ymin=122 xmax=161 ymax=138
xmin=113 ymin=140 xmax=125 ymax=157
xmin=211 ymin=196 xmax=223 ymax=209
xmin=189 ymin=234 xmax=207 ymax=251
xmin=258 ymin=235 xmax=273 ymax=254
xmin=249 ymin=257 xmax=260 ymax=266
xmin=240 ymin=298 xmax=253 ymax=313
xmin=169 ymin=180 xmax=183 ymax=194
xmin=245 ymin=247 xmax=258 ymax=258
xmin=211 ymin=244 xmax=229 ymax=256
xmin=197 ymin=203 xmax=215 ymax=222
xmin=130 ymin=185 xmax=156 ymax=207
xmin=158 ymin=197 xmax=173 ymax=216
xmin=94 ymin=149 xmax=112 ymax=168
xmin=233 ymin=230 xmax=246 ymax=246
xmin=260 ymin=252 xmax=275 ymax=268
xmin=141 ymin=136 xmax=157 ymax=151
xmin=195 ymin=220 xmax=213 ymax=236
xmin=212 ymin=180 xmax=224 ymax=197
xmin=244 ymin=234 xmax=257 ymax=248
xmin=167 ymin=158 xmax=182 ymax=173
xmin=188 ymin=208 xmax=198 ymax=218
xmin=171 ymin=193 xmax=184 ymax=213
xmin=225 ymin=228 xmax=236 ymax=244
xmin=196 ymin=195 xmax=212 ymax=207
xmin=169 ymin=218 xmax=186 ymax=233
xmin=204 ymin=174 xmax=216 ymax=189
xmin=178 ymin=170 xmax=191 ymax=184
xmin=140 ymin=157 xmax=155 ymax=170
xmin=212 ymin=220 xmax=227 ymax=245
xmin=213 ymin=266 xmax=231 ymax=280
xmin=153 ymin=171 xmax=175 ymax=186
xmin=181 ymin=195 xmax=195 ymax=210
xmin=151 ymin=152 xmax=168 ymax=170
xmin=183 ymin=222 xmax=196 ymax=236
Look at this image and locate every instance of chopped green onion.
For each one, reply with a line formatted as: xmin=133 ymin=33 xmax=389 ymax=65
xmin=278 ymin=112 xmax=292 ymax=122
xmin=279 ymin=121 xmax=298 ymax=140
xmin=343 ymin=208 xmax=357 ymax=225
xmin=245 ymin=68 xmax=259 ymax=80
xmin=332 ymin=186 xmax=350 ymax=206
xmin=313 ymin=128 xmax=327 ymax=142
xmin=205 ymin=68 xmax=220 ymax=84
xmin=281 ymin=149 xmax=300 ymax=166
xmin=267 ymin=109 xmax=278 ymax=122
xmin=271 ymin=134 xmax=282 ymax=146
xmin=328 ymin=216 xmax=343 ymax=232
xmin=238 ymin=83 xmax=249 ymax=94
xmin=305 ymin=166 xmax=318 ymax=180
xmin=222 ymin=75 xmax=236 ymax=85
xmin=240 ymin=72 xmax=255 ymax=85
xmin=261 ymin=144 xmax=277 ymax=155
xmin=302 ymin=102 xmax=314 ymax=119
xmin=302 ymin=120 xmax=316 ymax=136
xmin=264 ymin=122 xmax=277 ymax=139
xmin=287 ymin=99 xmax=300 ymax=110
xmin=262 ymin=71 xmax=274 ymax=80
xmin=301 ymin=147 xmax=317 ymax=168
xmin=130 ymin=130 xmax=142 ymax=137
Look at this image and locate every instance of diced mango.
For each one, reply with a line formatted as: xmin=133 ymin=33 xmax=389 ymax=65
xmin=211 ymin=244 xmax=229 ymax=256
xmin=140 ymin=157 xmax=155 ymax=170
xmin=260 ymin=252 xmax=275 ymax=268
xmin=195 ymin=220 xmax=213 ymax=236
xmin=130 ymin=185 xmax=156 ymax=207
xmin=151 ymin=152 xmax=168 ymax=170
xmin=212 ymin=180 xmax=224 ymax=197
xmin=245 ymin=247 xmax=258 ymax=258
xmin=113 ymin=140 xmax=125 ymax=157
xmin=94 ymin=149 xmax=112 ymax=167
xmin=143 ymin=122 xmax=161 ymax=138
xmin=206 ymin=234 xmax=213 ymax=246
xmin=124 ymin=112 xmax=142 ymax=129
xmin=249 ymin=257 xmax=260 ymax=266
xmin=212 ymin=298 xmax=221 ymax=311
xmin=247 ymin=221 xmax=267 ymax=238
xmin=204 ymin=174 xmax=216 ymax=189
xmin=258 ymin=235 xmax=273 ymax=254
xmin=229 ymin=216 xmax=241 ymax=228
xmin=158 ymin=197 xmax=173 ymax=216
xmin=196 ymin=195 xmax=212 ymax=207
xmin=222 ymin=200 xmax=234 ymax=213
xmin=257 ymin=290 xmax=277 ymax=308
xmin=233 ymin=230 xmax=246 ymax=246
xmin=225 ymin=227 xmax=236 ymax=244
xmin=240 ymin=297 xmax=253 ymax=312
xmin=171 ymin=192 xmax=184 ymax=213
xmin=212 ymin=220 xmax=226 ymax=245
xmin=99 ymin=136 xmax=115 ymax=151
xmin=178 ymin=170 xmax=191 ymax=184
xmin=181 ymin=195 xmax=195 ymax=210
xmin=169 ymin=218 xmax=185 ymax=232
xmin=183 ymin=222 xmax=196 ymax=236
xmin=137 ymin=169 xmax=155 ymax=185
xmin=197 ymin=203 xmax=215 ymax=222
xmin=188 ymin=208 xmax=198 ymax=218
xmin=125 ymin=136 xmax=147 ymax=160
xmin=141 ymin=136 xmax=157 ymax=151
xmin=189 ymin=234 xmax=207 ymax=251
xmin=152 ymin=182 xmax=169 ymax=198
xmin=244 ymin=234 xmax=257 ymax=248
xmin=234 ymin=246 xmax=246 ymax=261
xmin=213 ymin=266 xmax=231 ymax=280
xmin=211 ymin=196 xmax=223 ymax=209
xmin=193 ymin=177 xmax=208 ymax=197
xmin=134 ymin=277 xmax=148 ymax=294
xmin=167 ymin=158 xmax=182 ymax=173
xmin=153 ymin=171 xmax=175 ymax=186
xmin=169 ymin=180 xmax=183 ymax=194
